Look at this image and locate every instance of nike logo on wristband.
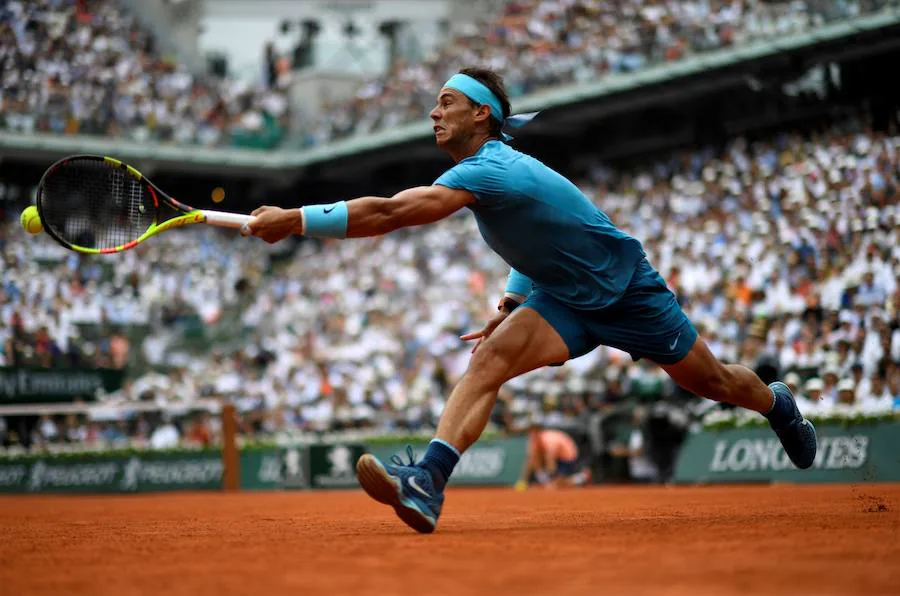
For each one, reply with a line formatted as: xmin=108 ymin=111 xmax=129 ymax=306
xmin=323 ymin=206 xmax=336 ymax=214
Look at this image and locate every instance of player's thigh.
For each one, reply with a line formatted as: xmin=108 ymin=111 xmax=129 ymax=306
xmin=473 ymin=304 xmax=570 ymax=381
xmin=657 ymin=336 xmax=729 ymax=395
xmin=515 ymin=288 xmax=600 ymax=363
xmin=588 ymin=259 xmax=698 ymax=364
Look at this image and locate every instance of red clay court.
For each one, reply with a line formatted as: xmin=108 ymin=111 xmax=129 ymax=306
xmin=2 ymin=484 xmax=898 ymax=596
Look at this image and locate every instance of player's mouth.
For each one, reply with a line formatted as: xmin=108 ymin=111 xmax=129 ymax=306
xmin=433 ymin=126 xmax=444 ymax=135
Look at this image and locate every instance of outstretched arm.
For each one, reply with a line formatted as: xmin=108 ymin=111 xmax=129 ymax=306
xmin=346 ymin=186 xmax=474 ymax=237
xmin=241 ymin=185 xmax=475 ymax=243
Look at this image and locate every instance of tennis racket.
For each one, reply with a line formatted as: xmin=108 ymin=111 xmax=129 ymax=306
xmin=36 ymin=155 xmax=253 ymax=254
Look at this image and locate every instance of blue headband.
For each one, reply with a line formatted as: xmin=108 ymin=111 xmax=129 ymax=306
xmin=443 ymin=73 xmax=538 ymax=142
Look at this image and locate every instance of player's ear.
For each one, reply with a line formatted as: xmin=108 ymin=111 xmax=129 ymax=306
xmin=473 ymin=103 xmax=492 ymax=124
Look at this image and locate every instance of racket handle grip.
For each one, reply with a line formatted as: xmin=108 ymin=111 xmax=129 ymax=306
xmin=201 ymin=210 xmax=254 ymax=229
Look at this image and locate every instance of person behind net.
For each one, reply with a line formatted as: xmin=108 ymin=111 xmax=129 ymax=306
xmin=242 ymin=66 xmax=818 ymax=534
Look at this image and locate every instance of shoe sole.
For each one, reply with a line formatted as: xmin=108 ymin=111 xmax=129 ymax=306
xmin=356 ymin=454 xmax=437 ymax=534
xmin=795 ymin=418 xmax=817 ymax=470
xmin=771 ymin=382 xmax=818 ymax=470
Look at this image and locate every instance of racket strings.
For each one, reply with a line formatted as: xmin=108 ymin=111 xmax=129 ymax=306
xmin=39 ymin=159 xmax=156 ymax=250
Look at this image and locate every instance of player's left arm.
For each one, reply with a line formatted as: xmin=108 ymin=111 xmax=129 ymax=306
xmin=344 ymin=186 xmax=474 ymax=237
xmin=242 ymin=186 xmax=474 ymax=243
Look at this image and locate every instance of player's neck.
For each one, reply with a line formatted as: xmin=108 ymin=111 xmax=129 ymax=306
xmin=448 ymin=134 xmax=494 ymax=162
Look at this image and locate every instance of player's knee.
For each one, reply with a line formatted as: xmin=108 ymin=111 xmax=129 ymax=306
xmin=468 ymin=339 xmax=516 ymax=388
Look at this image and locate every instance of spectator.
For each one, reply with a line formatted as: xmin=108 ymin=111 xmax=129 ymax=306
xmin=149 ymin=413 xmax=180 ymax=449
xmin=185 ymin=412 xmax=213 ymax=447
xmin=856 ymin=271 xmax=887 ymax=307
xmin=856 ymin=370 xmax=894 ymax=411
xmin=611 ymin=406 xmax=660 ymax=483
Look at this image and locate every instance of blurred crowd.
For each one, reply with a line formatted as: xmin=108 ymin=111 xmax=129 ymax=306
xmin=0 ymin=214 xmax=268 ymax=370
xmin=3 ymin=0 xmax=898 ymax=150
xmin=314 ymin=0 xmax=894 ymax=144
xmin=1 ymin=0 xmax=899 ymax=458
xmin=0 ymin=0 xmax=290 ymax=149
xmin=3 ymin=112 xmax=899 ymax=455
xmin=0 ymin=408 xmax=219 ymax=452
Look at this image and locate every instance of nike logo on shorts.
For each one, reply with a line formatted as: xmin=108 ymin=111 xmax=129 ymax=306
xmin=669 ymin=332 xmax=681 ymax=351
xmin=407 ymin=476 xmax=431 ymax=498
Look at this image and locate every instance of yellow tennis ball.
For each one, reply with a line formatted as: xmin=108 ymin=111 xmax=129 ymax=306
xmin=20 ymin=206 xmax=43 ymax=235
xmin=211 ymin=187 xmax=225 ymax=203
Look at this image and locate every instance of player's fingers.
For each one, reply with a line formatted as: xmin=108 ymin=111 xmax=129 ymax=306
xmin=250 ymin=206 xmax=270 ymax=217
xmin=240 ymin=220 xmax=256 ymax=237
xmin=470 ymin=338 xmax=483 ymax=354
xmin=459 ymin=329 xmax=485 ymax=341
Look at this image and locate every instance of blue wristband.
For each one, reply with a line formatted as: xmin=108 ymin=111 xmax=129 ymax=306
xmin=301 ymin=201 xmax=348 ymax=238
xmin=505 ymin=268 xmax=533 ymax=297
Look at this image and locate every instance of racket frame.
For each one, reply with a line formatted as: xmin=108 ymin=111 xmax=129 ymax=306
xmin=36 ymin=155 xmax=252 ymax=254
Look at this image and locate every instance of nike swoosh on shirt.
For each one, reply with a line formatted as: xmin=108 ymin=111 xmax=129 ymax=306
xmin=407 ymin=476 xmax=431 ymax=498
xmin=669 ymin=332 xmax=681 ymax=351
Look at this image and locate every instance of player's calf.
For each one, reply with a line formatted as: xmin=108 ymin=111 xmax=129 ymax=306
xmin=661 ymin=338 xmax=817 ymax=469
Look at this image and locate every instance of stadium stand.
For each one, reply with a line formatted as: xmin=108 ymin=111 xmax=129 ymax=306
xmin=313 ymin=0 xmax=890 ymax=144
xmin=0 ymin=0 xmax=898 ymax=483
xmin=0 ymin=0 xmax=291 ymax=149
xmin=2 ymin=111 xmax=898 ymax=455
xmin=2 ymin=0 xmax=896 ymax=149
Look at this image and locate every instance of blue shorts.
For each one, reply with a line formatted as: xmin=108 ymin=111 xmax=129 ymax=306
xmin=555 ymin=458 xmax=581 ymax=477
xmin=524 ymin=258 xmax=697 ymax=365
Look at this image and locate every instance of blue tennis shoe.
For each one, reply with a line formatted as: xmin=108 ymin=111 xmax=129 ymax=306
xmin=768 ymin=381 xmax=818 ymax=469
xmin=356 ymin=445 xmax=444 ymax=534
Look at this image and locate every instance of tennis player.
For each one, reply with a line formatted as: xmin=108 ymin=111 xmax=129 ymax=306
xmin=242 ymin=67 xmax=818 ymax=533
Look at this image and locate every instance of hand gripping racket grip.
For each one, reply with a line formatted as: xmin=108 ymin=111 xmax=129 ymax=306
xmin=201 ymin=210 xmax=254 ymax=229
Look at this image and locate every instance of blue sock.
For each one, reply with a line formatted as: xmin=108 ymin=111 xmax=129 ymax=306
xmin=419 ymin=439 xmax=459 ymax=492
xmin=763 ymin=388 xmax=796 ymax=430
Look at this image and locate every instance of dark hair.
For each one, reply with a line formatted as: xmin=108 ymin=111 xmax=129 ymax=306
xmin=458 ymin=66 xmax=511 ymax=138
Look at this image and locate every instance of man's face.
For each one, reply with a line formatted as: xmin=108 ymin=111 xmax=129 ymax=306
xmin=430 ymin=88 xmax=487 ymax=148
